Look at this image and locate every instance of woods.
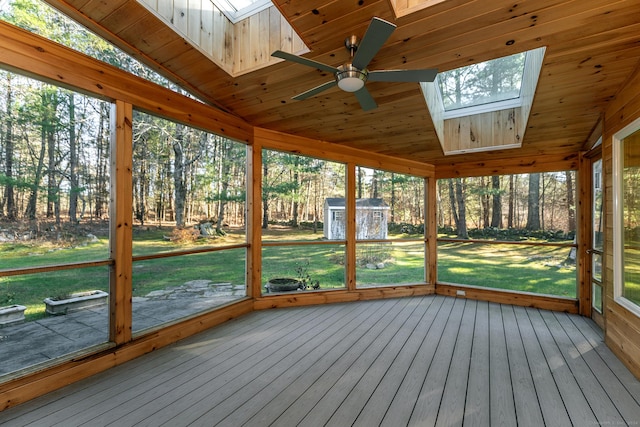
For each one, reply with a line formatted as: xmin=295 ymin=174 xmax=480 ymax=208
xmin=0 ymin=66 xmax=577 ymax=239
xmin=437 ymin=172 xmax=576 ymax=239
xmin=0 ymin=0 xmax=577 ymax=241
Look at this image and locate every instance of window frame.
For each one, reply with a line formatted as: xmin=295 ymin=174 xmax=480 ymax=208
xmin=613 ymin=116 xmax=640 ymax=317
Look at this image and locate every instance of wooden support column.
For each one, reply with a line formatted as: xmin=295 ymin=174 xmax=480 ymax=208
xmin=578 ymin=151 xmax=592 ymax=317
xmin=110 ymin=100 xmax=133 ymax=344
xmin=249 ymin=141 xmax=263 ymax=298
xmin=426 ymin=176 xmax=437 ymax=285
xmin=346 ymin=163 xmax=356 ymax=291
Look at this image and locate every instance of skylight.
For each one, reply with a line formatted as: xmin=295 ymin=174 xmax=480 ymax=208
xmin=436 ymin=51 xmax=526 ymax=117
xmin=212 ymin=0 xmax=273 ymax=23
xmin=421 ymin=47 xmax=545 ymax=155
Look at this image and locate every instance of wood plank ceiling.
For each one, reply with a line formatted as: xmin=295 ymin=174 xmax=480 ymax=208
xmin=45 ymin=0 xmax=640 ymax=167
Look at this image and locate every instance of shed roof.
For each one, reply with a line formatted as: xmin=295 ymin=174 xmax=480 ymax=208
xmin=325 ymin=198 xmax=390 ymax=209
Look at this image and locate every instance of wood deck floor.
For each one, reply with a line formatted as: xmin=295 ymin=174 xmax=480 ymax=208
xmin=2 ymin=295 xmax=640 ymax=426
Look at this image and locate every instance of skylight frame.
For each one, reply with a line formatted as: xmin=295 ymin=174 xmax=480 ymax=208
xmin=436 ymin=50 xmax=537 ymax=120
xmin=212 ymin=0 xmax=273 ymax=23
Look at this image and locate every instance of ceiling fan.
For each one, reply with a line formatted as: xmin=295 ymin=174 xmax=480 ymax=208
xmin=272 ymin=17 xmax=438 ymax=111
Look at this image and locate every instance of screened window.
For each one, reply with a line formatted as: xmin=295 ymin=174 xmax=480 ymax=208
xmin=354 ymin=167 xmax=426 ymax=288
xmin=131 ymin=110 xmax=248 ymax=335
xmin=437 ymin=172 xmax=577 ymax=297
xmin=0 ymin=70 xmax=112 ymax=377
xmin=261 ymin=149 xmax=346 ymax=293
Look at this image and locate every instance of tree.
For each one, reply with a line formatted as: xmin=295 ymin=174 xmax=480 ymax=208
xmin=565 ymin=171 xmax=575 ymax=232
xmin=490 ymin=175 xmax=502 ymax=228
xmin=2 ymin=73 xmax=17 ymax=220
xmin=448 ymin=178 xmax=468 ymax=239
xmin=68 ymin=92 xmax=79 ymax=224
xmin=214 ymin=137 xmax=233 ymax=234
xmin=526 ymin=173 xmax=541 ymax=230
xmin=507 ymin=175 xmax=515 ymax=228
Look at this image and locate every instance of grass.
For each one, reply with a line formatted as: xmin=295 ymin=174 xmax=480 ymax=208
xmin=0 ymin=225 xmax=584 ymax=321
xmin=624 ymin=246 xmax=640 ymax=306
xmin=437 ymin=241 xmax=576 ymax=297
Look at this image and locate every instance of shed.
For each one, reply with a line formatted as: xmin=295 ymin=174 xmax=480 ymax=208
xmin=324 ymin=198 xmax=389 ymax=240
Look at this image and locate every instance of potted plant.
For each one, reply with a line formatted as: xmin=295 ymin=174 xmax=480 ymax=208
xmin=265 ymin=260 xmax=320 ymax=293
xmin=44 ymin=290 xmax=108 ymax=315
xmin=265 ymin=277 xmax=303 ymax=292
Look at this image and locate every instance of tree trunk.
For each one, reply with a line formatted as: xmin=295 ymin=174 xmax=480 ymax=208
xmin=491 ymin=175 xmax=502 ymax=228
xmin=565 ymin=170 xmax=575 ymax=232
xmin=94 ymin=103 xmax=108 ymax=219
xmin=24 ymin=131 xmax=46 ymax=220
xmin=526 ymin=173 xmax=541 ymax=230
xmin=481 ymin=176 xmax=490 ymax=228
xmin=38 ymin=89 xmax=59 ymax=221
xmin=3 ymin=74 xmax=16 ymax=220
xmin=371 ymin=170 xmax=379 ymax=198
xmin=216 ymin=141 xmax=231 ymax=234
xmin=454 ymin=178 xmax=468 ymax=239
xmin=46 ymin=103 xmax=56 ymax=219
xmin=507 ymin=175 xmax=514 ymax=228
xmin=390 ymin=173 xmax=396 ymax=223
xmin=262 ymin=160 xmax=269 ymax=229
xmin=173 ymin=124 xmax=186 ymax=227
xmin=291 ymin=157 xmax=299 ymax=226
xmin=68 ymin=93 xmax=78 ymax=224
xmin=448 ymin=179 xmax=459 ymax=230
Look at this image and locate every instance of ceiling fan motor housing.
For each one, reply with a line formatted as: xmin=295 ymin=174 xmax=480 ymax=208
xmin=336 ymin=64 xmax=368 ymax=92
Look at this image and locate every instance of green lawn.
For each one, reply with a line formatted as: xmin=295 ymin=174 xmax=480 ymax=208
xmin=437 ymin=241 xmax=576 ymax=297
xmin=1 ymin=226 xmax=582 ymax=321
xmin=624 ymin=247 xmax=640 ymax=306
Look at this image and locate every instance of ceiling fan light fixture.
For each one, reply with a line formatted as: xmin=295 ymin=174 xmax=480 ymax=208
xmin=336 ymin=64 xmax=367 ymax=92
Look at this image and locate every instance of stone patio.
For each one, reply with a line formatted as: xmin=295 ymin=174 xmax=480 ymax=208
xmin=0 ymin=281 xmax=246 ymax=377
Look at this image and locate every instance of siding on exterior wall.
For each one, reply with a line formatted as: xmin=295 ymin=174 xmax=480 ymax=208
xmin=604 ymin=64 xmax=640 ymax=379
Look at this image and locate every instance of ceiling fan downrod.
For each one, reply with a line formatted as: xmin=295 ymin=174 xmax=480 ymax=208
xmin=337 ymin=35 xmax=367 ymax=92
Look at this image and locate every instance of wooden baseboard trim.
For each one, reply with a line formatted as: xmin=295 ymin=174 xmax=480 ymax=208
xmin=435 ymin=283 xmax=579 ymax=313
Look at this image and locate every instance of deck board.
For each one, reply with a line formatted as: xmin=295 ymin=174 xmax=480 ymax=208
xmin=463 ymin=300 xmax=490 ymax=427
xmin=502 ymin=305 xmax=544 ymax=426
xmin=540 ymin=310 xmax=625 ymax=424
xmin=513 ymin=306 xmax=572 ymax=426
xmin=380 ymin=296 xmax=456 ymax=427
xmin=2 ymin=295 xmax=640 ymax=427
xmin=351 ymin=295 xmax=444 ymax=427
xmin=526 ymin=307 xmax=597 ymax=426
xmin=435 ymin=299 xmax=476 ymax=427
xmin=488 ymin=302 xmax=516 ymax=427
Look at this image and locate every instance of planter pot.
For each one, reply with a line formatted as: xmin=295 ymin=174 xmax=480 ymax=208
xmin=44 ymin=290 xmax=108 ymax=315
xmin=0 ymin=304 xmax=26 ymax=327
xmin=265 ymin=278 xmax=302 ymax=293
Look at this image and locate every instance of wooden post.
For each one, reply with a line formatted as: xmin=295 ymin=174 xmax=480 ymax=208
xmin=248 ymin=141 xmax=263 ymax=298
xmin=578 ymin=151 xmax=592 ymax=317
xmin=109 ymin=100 xmax=133 ymax=344
xmin=346 ymin=163 xmax=356 ymax=290
xmin=426 ymin=176 xmax=437 ymax=285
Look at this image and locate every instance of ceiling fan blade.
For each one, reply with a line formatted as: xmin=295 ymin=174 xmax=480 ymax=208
xmin=352 ymin=17 xmax=396 ymax=70
xmin=272 ymin=50 xmax=338 ymax=74
xmin=368 ymin=69 xmax=438 ymax=83
xmin=292 ymin=80 xmax=338 ymax=100
xmin=354 ymin=86 xmax=377 ymax=111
